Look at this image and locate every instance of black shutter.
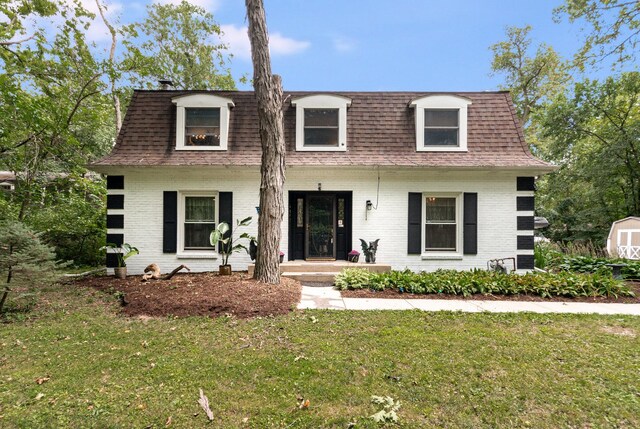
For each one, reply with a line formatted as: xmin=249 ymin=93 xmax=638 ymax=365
xmin=106 ymin=194 xmax=124 ymax=210
xmin=517 ymin=254 xmax=535 ymax=270
xmin=106 ymin=175 xmax=124 ymax=190
xmin=218 ymin=192 xmax=233 ymax=253
xmin=106 ymin=214 xmax=124 ymax=229
xmin=407 ymin=193 xmax=422 ymax=254
xmin=516 ymin=177 xmax=536 ymax=191
xmin=517 ymin=235 xmax=534 ymax=250
xmin=516 ymin=196 xmax=535 ymax=211
xmin=163 ymin=191 xmax=177 ymax=253
xmin=106 ymin=233 xmax=124 ymax=246
xmin=517 ymin=216 xmax=535 ymax=230
xmin=463 ymin=193 xmax=478 ymax=255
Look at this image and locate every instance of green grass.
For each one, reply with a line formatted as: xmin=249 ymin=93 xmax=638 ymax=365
xmin=0 ymin=285 xmax=639 ymax=428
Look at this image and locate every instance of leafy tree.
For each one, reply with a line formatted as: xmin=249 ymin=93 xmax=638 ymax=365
xmin=537 ymin=72 xmax=640 ymax=243
xmin=0 ymin=0 xmax=58 ymax=46
xmin=555 ymin=0 xmax=640 ymax=69
xmin=122 ymin=0 xmax=236 ymax=90
xmin=490 ymin=26 xmax=570 ymax=129
xmin=0 ymin=0 xmax=111 ymax=269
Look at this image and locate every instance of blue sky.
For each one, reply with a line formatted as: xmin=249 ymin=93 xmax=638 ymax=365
xmin=75 ymin=0 xmax=623 ymax=91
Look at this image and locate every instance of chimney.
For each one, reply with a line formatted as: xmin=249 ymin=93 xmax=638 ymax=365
xmin=158 ymin=79 xmax=174 ymax=90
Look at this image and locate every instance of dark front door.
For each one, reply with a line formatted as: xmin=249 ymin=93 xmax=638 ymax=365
xmin=306 ymin=194 xmax=336 ymax=259
xmin=288 ymin=191 xmax=352 ymax=261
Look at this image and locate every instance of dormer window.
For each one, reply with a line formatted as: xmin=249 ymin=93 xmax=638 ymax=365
xmin=410 ymin=95 xmax=471 ymax=152
xmin=172 ymin=94 xmax=234 ymax=151
xmin=185 ymin=108 xmax=220 ymax=146
xmin=292 ymin=94 xmax=351 ymax=152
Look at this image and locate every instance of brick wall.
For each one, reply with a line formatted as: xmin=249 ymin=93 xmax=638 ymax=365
xmin=108 ymin=167 xmax=527 ymax=274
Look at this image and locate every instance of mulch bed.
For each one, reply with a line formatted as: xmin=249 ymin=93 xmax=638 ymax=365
xmin=340 ymin=281 xmax=640 ymax=303
xmin=79 ymin=272 xmax=301 ymax=319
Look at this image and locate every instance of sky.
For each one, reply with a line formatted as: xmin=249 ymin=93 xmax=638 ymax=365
xmin=62 ymin=0 xmax=627 ymax=91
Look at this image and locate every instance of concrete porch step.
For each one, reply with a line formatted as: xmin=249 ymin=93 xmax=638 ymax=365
xmin=282 ymin=272 xmax=339 ymax=282
xmin=248 ymin=261 xmax=391 ymax=277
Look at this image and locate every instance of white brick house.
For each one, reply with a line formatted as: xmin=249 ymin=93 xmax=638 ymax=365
xmin=91 ymin=90 xmax=554 ymax=274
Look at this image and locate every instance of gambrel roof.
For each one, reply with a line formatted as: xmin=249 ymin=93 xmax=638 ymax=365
xmin=92 ymin=90 xmax=554 ymax=171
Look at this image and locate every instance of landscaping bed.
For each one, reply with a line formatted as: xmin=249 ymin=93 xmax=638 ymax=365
xmin=335 ymin=268 xmax=638 ymax=302
xmin=79 ymin=272 xmax=301 ymax=319
xmin=341 ymin=281 xmax=640 ymax=303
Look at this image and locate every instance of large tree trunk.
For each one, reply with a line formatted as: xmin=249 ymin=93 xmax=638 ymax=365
xmin=96 ymin=0 xmax=122 ymax=134
xmin=246 ymin=0 xmax=286 ymax=284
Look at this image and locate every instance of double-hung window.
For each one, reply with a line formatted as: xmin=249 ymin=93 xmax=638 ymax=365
xmin=422 ymin=193 xmax=462 ymax=255
xmin=410 ymin=95 xmax=471 ymax=152
xmin=292 ymin=94 xmax=351 ymax=151
xmin=304 ymin=109 xmax=339 ymax=147
xmin=424 ymin=109 xmax=459 ymax=146
xmin=172 ymin=94 xmax=234 ymax=151
xmin=179 ymin=192 xmax=218 ymax=255
xmin=185 ymin=108 xmax=221 ymax=147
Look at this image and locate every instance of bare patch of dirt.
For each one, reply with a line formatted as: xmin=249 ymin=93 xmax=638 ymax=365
xmin=77 ymin=272 xmax=301 ymax=319
xmin=601 ymin=326 xmax=637 ymax=338
xmin=340 ymin=281 xmax=640 ymax=303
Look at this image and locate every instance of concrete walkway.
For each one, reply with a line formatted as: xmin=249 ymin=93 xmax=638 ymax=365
xmin=298 ymin=286 xmax=640 ymax=315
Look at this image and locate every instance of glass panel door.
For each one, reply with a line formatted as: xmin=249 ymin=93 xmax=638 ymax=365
xmin=306 ymin=195 xmax=336 ymax=259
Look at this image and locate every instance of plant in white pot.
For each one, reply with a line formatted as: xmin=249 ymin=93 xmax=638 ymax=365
xmin=102 ymin=243 xmax=139 ymax=279
xmin=209 ymin=217 xmax=253 ymax=275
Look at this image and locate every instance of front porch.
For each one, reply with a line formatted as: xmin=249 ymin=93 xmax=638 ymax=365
xmin=247 ymin=260 xmax=391 ymax=283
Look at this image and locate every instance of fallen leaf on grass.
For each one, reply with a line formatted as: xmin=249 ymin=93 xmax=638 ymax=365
xmin=35 ymin=393 xmax=44 ymax=400
xmin=296 ymin=395 xmax=310 ymax=409
xmin=165 ymin=416 xmax=172 ymax=426
xmin=198 ymin=389 xmax=214 ymax=421
xmin=294 ymin=355 xmax=307 ymax=362
xmin=35 ymin=376 xmax=50 ymax=385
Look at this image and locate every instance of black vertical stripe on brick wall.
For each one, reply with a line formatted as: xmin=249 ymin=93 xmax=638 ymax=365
xmin=106 ymin=214 xmax=124 ymax=229
xmin=218 ymin=192 xmax=233 ymax=253
xmin=106 ymin=252 xmax=119 ymax=268
xmin=517 ymin=235 xmax=534 ymax=250
xmin=517 ymin=254 xmax=535 ymax=270
xmin=463 ymin=193 xmax=478 ymax=255
xmin=407 ymin=193 xmax=422 ymax=254
xmin=106 ymin=233 xmax=124 ymax=246
xmin=517 ymin=216 xmax=535 ymax=230
xmin=163 ymin=191 xmax=178 ymax=253
xmin=106 ymin=175 xmax=124 ymax=190
xmin=516 ymin=196 xmax=535 ymax=211
xmin=516 ymin=177 xmax=535 ymax=191
xmin=106 ymin=194 xmax=124 ymax=210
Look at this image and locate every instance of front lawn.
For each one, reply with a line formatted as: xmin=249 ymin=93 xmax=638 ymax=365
xmin=0 ymin=284 xmax=639 ymax=428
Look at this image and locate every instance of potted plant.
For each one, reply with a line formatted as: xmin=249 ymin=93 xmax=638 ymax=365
xmin=209 ymin=217 xmax=253 ymax=275
xmin=101 ymin=243 xmax=139 ymax=279
xmin=279 ymin=251 xmax=285 ymax=263
xmin=348 ymin=250 xmax=360 ymax=263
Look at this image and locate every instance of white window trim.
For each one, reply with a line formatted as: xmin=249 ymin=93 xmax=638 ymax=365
xmin=421 ymin=192 xmax=463 ymax=259
xmin=172 ymin=94 xmax=234 ymax=151
xmin=410 ymin=95 xmax=471 ymax=152
xmin=176 ymin=191 xmax=219 ymax=259
xmin=291 ymin=94 xmax=351 ymax=152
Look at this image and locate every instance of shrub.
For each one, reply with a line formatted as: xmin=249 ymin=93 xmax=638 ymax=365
xmin=335 ymin=268 xmax=373 ymax=290
xmin=547 ymin=255 xmax=640 ymax=280
xmin=334 ymin=268 xmax=634 ymax=298
xmin=0 ymin=220 xmax=59 ymax=313
xmin=335 ymin=268 xmax=374 ymax=290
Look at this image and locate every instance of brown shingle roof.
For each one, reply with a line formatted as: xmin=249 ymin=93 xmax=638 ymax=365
xmin=91 ymin=90 xmax=554 ymax=170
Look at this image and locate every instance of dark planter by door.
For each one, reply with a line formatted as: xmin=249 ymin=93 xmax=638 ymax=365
xmin=219 ymin=265 xmax=232 ymax=276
